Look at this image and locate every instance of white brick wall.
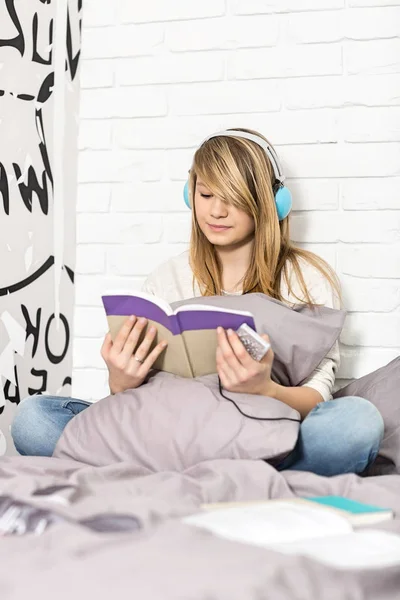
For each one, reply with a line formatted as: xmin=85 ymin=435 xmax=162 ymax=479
xmin=73 ymin=0 xmax=400 ymax=400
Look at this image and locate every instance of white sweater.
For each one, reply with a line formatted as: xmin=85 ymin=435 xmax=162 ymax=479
xmin=142 ymin=251 xmax=341 ymax=401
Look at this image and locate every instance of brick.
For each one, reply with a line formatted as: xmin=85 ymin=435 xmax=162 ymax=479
xmin=117 ymin=0 xmax=225 ymax=23
xmin=337 ymin=347 xmax=400 ymax=380
xmin=239 ymin=110 xmax=338 ymax=145
xmin=71 ymin=368 xmax=109 ymax=401
xmin=284 ymin=11 xmax=343 ymax=44
xmin=162 ymin=215 xmax=192 ymax=243
xmin=341 ymin=178 xmax=400 ymax=209
xmin=337 ymin=244 xmax=400 ymax=278
xmin=341 ymin=314 xmax=400 ymax=347
xmin=166 ymin=16 xmax=279 ymax=51
xmin=349 ymin=0 xmax=400 ymax=6
xmin=78 ymin=150 xmax=164 ymax=183
xmin=345 ymin=7 xmax=400 ymax=40
xmin=284 ymin=76 xmax=344 ymax=110
xmin=232 ymin=0 xmax=344 ymax=14
xmin=288 ymin=179 xmax=339 ymax=211
xmin=107 ymin=244 xmax=189 ymax=276
xmin=279 ymin=143 xmax=400 ymax=178
xmin=80 ymin=88 xmax=167 ymax=119
xmin=116 ymin=53 xmax=225 ymax=86
xmin=340 ymin=108 xmax=400 ymax=142
xmin=77 ymin=184 xmax=111 ymax=212
xmin=82 ymin=0 xmax=116 ymax=26
xmin=341 ymin=275 xmax=400 ymax=312
xmin=166 ymin=149 xmax=196 ymax=181
xmin=111 ymin=182 xmax=185 ymax=212
xmin=290 ymin=213 xmax=340 ymax=243
xmin=73 ymin=307 xmax=109 ymax=338
xmin=72 ymin=338 xmax=104 ymax=369
xmin=81 ymin=24 xmax=164 ymax=59
xmin=345 ymin=74 xmax=400 ymax=106
xmin=113 ymin=119 xmax=202 ymax=150
xmin=296 ymin=243 xmax=337 ymax=268
xmin=78 ymin=120 xmax=112 ymax=150
xmin=79 ymin=60 xmax=114 ymax=89
xmin=169 ymin=81 xmax=281 ymax=116
xmin=286 ymin=74 xmax=400 ymax=110
xmin=74 ymin=275 xmax=145 ymax=307
xmin=228 ymin=45 xmax=342 ymax=80
xmin=113 ymin=110 xmax=338 ymax=150
xmin=77 ymin=214 xmax=163 ymax=244
xmin=75 ymin=246 xmax=106 ymax=274
xmin=340 ymin=211 xmax=400 ymax=243
xmin=345 ymin=40 xmax=400 ymax=75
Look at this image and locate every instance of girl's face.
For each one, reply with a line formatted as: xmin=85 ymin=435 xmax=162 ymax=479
xmin=194 ymin=179 xmax=255 ymax=249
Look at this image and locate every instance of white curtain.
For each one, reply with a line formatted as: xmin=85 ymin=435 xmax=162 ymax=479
xmin=0 ymin=0 xmax=81 ymax=455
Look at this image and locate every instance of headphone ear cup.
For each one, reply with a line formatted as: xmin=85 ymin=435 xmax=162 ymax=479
xmin=275 ymin=185 xmax=292 ymax=221
xmin=183 ymin=180 xmax=191 ymax=209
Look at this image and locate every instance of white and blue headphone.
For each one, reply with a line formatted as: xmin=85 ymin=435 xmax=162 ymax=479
xmin=183 ymin=129 xmax=292 ymax=221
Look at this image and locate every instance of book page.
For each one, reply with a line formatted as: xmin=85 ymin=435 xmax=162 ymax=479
xmin=183 ymin=502 xmax=352 ymax=546
xmin=270 ymin=530 xmax=400 ymax=571
xmin=176 ymin=304 xmax=254 ymax=316
xmin=102 ymin=290 xmax=173 ymax=317
xmin=181 ymin=329 xmax=219 ymax=377
xmin=177 ymin=308 xmax=256 ymax=377
xmin=106 ymin=317 xmax=193 ymax=378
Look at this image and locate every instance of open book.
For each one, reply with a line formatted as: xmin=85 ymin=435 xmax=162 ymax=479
xmin=199 ymin=496 xmax=394 ymax=528
xmin=101 ymin=291 xmax=256 ymax=378
xmin=183 ymin=498 xmax=397 ymax=570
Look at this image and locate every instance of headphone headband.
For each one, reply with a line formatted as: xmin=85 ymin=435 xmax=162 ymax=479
xmin=183 ymin=129 xmax=292 ymax=220
xmin=201 ymin=130 xmax=285 ymax=183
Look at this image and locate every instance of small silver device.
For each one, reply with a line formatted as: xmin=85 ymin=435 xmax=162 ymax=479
xmin=236 ymin=323 xmax=271 ymax=362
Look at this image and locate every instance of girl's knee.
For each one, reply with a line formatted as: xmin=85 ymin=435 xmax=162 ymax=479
xmin=331 ymin=397 xmax=384 ymax=468
xmin=11 ymin=395 xmax=54 ymax=456
xmin=341 ymin=396 xmax=384 ymax=444
xmin=310 ymin=397 xmax=384 ymax=471
xmin=12 ymin=395 xmax=45 ymax=429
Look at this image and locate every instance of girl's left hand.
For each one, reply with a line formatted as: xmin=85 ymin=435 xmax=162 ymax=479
xmin=216 ymin=327 xmax=275 ymax=397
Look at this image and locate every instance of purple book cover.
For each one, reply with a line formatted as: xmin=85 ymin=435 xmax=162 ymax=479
xmin=102 ymin=295 xmax=256 ymax=335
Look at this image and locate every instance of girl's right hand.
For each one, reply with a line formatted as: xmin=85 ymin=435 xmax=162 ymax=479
xmin=101 ymin=316 xmax=168 ymax=395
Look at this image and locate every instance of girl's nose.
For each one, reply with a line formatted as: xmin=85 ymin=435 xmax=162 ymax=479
xmin=210 ymin=196 xmax=228 ymax=218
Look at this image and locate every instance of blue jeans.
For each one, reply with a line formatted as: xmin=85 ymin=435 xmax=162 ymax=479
xmin=11 ymin=396 xmax=91 ymax=458
xmin=11 ymin=395 xmax=384 ymax=477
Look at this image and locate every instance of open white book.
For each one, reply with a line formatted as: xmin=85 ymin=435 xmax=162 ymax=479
xmin=183 ymin=498 xmax=398 ymax=570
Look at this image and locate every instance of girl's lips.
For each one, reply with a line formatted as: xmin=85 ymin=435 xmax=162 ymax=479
xmin=208 ymin=224 xmax=232 ymax=232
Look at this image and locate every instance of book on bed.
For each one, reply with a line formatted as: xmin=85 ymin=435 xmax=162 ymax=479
xmin=183 ymin=497 xmax=396 ymax=571
xmin=101 ymin=291 xmax=256 ymax=378
xmin=199 ymin=496 xmax=393 ymax=528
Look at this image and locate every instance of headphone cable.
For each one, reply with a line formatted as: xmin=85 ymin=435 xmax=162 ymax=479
xmin=218 ymin=377 xmax=301 ymax=423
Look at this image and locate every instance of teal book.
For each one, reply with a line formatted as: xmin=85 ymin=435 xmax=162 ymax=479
xmin=306 ymin=496 xmax=393 ymax=526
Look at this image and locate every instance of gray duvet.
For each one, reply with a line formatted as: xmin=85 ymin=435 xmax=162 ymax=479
xmin=1 ymin=294 xmax=400 ymax=599
xmin=0 ymin=456 xmax=400 ymax=599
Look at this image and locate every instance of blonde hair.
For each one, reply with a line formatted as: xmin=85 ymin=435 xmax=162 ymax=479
xmin=188 ymin=127 xmax=341 ymax=305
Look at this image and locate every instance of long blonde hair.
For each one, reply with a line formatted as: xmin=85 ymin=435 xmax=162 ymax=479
xmin=188 ymin=128 xmax=341 ymax=305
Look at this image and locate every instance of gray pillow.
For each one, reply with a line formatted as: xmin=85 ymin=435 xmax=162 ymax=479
xmin=54 ymin=294 xmax=345 ymax=470
xmin=334 ymin=357 xmax=400 ymax=474
xmin=54 ymin=372 xmax=300 ymax=469
xmin=171 ymin=294 xmax=346 ymax=387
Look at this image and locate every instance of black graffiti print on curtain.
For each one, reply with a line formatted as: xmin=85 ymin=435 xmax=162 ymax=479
xmin=0 ymin=0 xmax=25 ymax=55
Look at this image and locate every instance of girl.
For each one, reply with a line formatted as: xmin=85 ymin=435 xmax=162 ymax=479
xmin=11 ymin=128 xmax=384 ymax=475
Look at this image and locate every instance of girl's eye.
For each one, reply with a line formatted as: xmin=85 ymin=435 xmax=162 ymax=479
xmin=200 ymin=193 xmax=212 ymax=198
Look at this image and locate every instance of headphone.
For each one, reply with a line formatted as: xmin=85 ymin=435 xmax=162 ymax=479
xmin=183 ymin=129 xmax=292 ymax=221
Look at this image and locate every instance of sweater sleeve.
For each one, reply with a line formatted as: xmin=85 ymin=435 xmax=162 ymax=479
xmin=285 ymin=261 xmax=342 ymax=402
